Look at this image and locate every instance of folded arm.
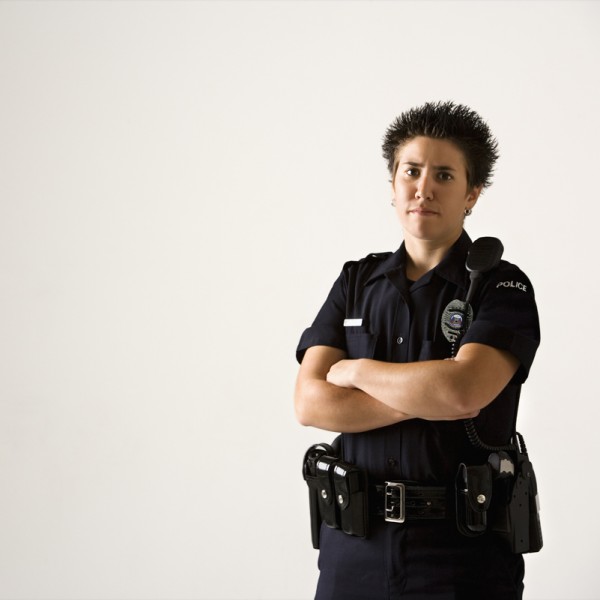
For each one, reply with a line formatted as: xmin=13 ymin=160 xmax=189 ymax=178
xmin=294 ymin=344 xmax=492 ymax=433
xmin=326 ymin=342 xmax=520 ymax=419
xmin=294 ymin=346 xmax=411 ymax=433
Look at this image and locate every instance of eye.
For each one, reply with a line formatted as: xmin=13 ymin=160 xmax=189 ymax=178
xmin=405 ymin=167 xmax=420 ymax=177
xmin=437 ymin=171 xmax=453 ymax=182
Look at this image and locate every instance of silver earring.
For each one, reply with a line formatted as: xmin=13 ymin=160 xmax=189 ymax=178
xmin=464 ymin=208 xmax=472 ymax=216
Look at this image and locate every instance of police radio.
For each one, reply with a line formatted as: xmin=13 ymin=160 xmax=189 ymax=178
xmin=441 ymin=236 xmax=503 ymax=350
xmin=442 ymin=237 xmax=543 ymax=554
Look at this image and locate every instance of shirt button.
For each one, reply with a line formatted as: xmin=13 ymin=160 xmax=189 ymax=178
xmin=396 ymin=336 xmax=404 ymax=344
xmin=387 ymin=457 xmax=398 ymax=468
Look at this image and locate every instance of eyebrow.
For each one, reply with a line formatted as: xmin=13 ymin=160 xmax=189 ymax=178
xmin=402 ymin=161 xmax=456 ymax=171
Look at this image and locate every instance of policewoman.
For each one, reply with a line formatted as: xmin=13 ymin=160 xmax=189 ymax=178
xmin=294 ymin=102 xmax=540 ymax=599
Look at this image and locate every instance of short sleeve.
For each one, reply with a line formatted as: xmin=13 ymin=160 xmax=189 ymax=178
xmin=296 ymin=268 xmax=348 ymax=363
xmin=460 ymin=262 xmax=541 ymax=383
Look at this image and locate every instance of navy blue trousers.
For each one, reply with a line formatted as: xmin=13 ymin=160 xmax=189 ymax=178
xmin=315 ymin=519 xmax=524 ymax=600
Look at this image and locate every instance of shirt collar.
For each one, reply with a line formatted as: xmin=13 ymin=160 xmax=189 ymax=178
xmin=433 ymin=230 xmax=472 ymax=289
xmin=365 ymin=230 xmax=472 ymax=290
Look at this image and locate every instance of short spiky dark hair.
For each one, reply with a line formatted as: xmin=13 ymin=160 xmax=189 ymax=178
xmin=382 ymin=101 xmax=499 ymax=189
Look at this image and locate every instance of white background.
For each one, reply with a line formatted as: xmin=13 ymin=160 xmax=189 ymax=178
xmin=1 ymin=1 xmax=598 ymax=599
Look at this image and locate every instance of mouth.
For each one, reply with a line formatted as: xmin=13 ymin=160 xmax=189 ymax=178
xmin=409 ymin=207 xmax=438 ymax=216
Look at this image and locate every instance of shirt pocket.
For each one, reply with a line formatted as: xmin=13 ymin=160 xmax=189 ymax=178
xmin=345 ymin=330 xmax=378 ymax=359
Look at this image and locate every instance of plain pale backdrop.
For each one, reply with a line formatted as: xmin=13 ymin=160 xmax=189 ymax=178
xmin=1 ymin=1 xmax=599 ymax=599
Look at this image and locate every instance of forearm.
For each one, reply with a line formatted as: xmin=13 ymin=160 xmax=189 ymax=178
xmin=351 ymin=359 xmax=472 ymax=418
xmin=295 ymin=377 xmax=411 ymax=433
xmin=344 ymin=344 xmax=518 ymax=419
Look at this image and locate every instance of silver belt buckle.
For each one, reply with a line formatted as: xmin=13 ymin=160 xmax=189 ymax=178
xmin=384 ymin=481 xmax=406 ymax=523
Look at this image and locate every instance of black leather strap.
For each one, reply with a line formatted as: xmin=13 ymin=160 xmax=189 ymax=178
xmin=372 ymin=482 xmax=449 ymax=520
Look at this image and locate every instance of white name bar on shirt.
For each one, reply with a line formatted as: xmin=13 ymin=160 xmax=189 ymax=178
xmin=344 ymin=319 xmax=363 ymax=327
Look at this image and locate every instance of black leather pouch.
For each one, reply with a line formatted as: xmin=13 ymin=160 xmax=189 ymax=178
xmin=315 ymin=455 xmax=339 ymax=530
xmin=303 ymin=443 xmax=335 ymax=549
xmin=332 ymin=459 xmax=368 ymax=538
xmin=455 ymin=463 xmax=493 ymax=537
xmin=303 ymin=442 xmax=369 ymax=548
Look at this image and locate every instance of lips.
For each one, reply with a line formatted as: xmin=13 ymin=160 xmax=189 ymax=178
xmin=410 ymin=207 xmax=438 ymax=216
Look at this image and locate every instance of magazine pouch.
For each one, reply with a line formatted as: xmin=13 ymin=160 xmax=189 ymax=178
xmin=332 ymin=459 xmax=368 ymax=538
xmin=302 ymin=443 xmax=336 ymax=549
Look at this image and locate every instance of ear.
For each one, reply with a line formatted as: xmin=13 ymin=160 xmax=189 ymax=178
xmin=390 ymin=157 xmax=402 ymax=192
xmin=390 ymin=171 xmax=397 ymax=201
xmin=466 ymin=185 xmax=482 ymax=210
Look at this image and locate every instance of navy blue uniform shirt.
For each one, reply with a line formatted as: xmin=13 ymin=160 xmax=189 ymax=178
xmin=297 ymin=231 xmax=540 ymax=485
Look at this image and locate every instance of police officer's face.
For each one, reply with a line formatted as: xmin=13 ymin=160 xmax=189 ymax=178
xmin=391 ymin=136 xmax=481 ymax=245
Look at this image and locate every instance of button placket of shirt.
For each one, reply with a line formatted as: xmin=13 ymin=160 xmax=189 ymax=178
xmin=385 ymin=294 xmax=410 ymax=479
xmin=392 ymin=295 xmax=410 ymax=363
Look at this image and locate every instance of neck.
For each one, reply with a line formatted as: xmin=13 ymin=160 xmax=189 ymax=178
xmin=404 ymin=231 xmax=462 ymax=280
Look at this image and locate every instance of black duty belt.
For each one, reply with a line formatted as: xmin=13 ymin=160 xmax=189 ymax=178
xmin=372 ymin=481 xmax=449 ymax=522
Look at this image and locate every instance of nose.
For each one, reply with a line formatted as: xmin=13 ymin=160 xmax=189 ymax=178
xmin=416 ymin=175 xmax=433 ymax=201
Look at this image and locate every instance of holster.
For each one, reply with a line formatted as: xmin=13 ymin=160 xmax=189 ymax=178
xmin=490 ymin=452 xmax=543 ymax=554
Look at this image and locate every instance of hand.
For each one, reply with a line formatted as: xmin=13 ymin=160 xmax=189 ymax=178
xmin=326 ymin=359 xmax=359 ymax=389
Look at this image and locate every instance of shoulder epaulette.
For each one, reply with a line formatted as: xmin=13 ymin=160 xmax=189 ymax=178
xmin=367 ymin=252 xmax=392 ymax=260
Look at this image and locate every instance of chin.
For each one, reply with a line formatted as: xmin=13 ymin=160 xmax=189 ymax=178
xmin=403 ymin=224 xmax=462 ymax=244
xmin=405 ymin=224 xmax=441 ymax=239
